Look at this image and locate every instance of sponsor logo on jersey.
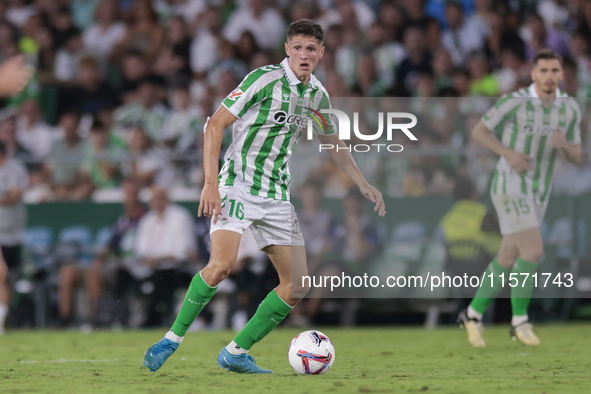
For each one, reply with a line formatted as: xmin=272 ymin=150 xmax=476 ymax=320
xmin=523 ymin=124 xmax=556 ymax=136
xmin=228 ymin=89 xmax=243 ymax=101
xmin=273 ymin=110 xmax=308 ymax=127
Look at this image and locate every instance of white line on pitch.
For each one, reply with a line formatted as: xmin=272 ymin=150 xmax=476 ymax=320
xmin=18 ymin=359 xmax=119 ymax=363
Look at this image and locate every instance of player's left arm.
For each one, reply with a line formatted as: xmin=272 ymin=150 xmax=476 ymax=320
xmin=316 ymin=133 xmax=386 ymax=217
xmin=552 ymin=130 xmax=581 ymax=164
xmin=553 ymin=102 xmax=583 ymax=164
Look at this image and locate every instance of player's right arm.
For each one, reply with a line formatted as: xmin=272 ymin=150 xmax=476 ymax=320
xmin=199 ymin=105 xmax=237 ymax=223
xmin=472 ymin=120 xmax=531 ymax=173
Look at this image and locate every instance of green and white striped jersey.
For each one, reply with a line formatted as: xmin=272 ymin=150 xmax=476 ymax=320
xmin=482 ymin=83 xmax=581 ymax=206
xmin=219 ymin=58 xmax=336 ymax=201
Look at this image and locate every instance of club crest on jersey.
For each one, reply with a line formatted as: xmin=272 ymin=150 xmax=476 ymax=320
xmin=228 ymin=89 xmax=243 ymax=101
xmin=282 ymin=93 xmax=290 ymax=102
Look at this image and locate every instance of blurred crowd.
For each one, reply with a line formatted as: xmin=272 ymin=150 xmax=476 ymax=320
xmin=0 ymin=0 xmax=591 ymax=201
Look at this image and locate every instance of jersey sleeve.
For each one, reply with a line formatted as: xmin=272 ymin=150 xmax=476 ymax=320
xmin=309 ymin=89 xmax=337 ymax=136
xmin=481 ymin=94 xmax=519 ymax=135
xmin=566 ymin=99 xmax=582 ymax=144
xmin=221 ymin=69 xmax=272 ymax=119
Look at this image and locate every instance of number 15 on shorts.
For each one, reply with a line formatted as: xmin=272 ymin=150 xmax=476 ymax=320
xmin=503 ymin=197 xmax=530 ymax=216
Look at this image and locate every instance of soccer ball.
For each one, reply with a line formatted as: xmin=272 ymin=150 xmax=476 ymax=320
xmin=288 ymin=330 xmax=335 ymax=375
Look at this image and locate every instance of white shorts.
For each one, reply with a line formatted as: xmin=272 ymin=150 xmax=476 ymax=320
xmin=491 ymin=193 xmax=547 ymax=236
xmin=210 ymin=186 xmax=305 ymax=250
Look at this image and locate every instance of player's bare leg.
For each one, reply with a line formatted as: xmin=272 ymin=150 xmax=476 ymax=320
xmin=144 ymin=230 xmax=241 ymax=372
xmin=509 ymin=228 xmax=543 ymax=346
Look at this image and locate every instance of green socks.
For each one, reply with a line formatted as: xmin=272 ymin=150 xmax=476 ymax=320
xmin=233 ymin=290 xmax=293 ymax=350
xmin=469 ymin=258 xmax=510 ymax=315
xmin=171 ymin=272 xmax=217 ymax=337
xmin=510 ymin=258 xmax=538 ymax=316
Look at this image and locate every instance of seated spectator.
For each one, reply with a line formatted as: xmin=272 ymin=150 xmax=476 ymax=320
xmin=117 ymin=50 xmax=150 ymax=103
xmin=112 ymin=78 xmax=169 ymax=142
xmin=83 ymin=0 xmax=126 ymax=63
xmin=123 ymin=126 xmax=177 ymax=188
xmin=0 ymin=113 xmax=34 ymax=167
xmin=152 ymin=15 xmax=191 ymax=81
xmin=96 ymin=178 xmax=147 ymax=328
xmin=441 ymin=0 xmax=486 ymax=66
xmin=468 ymin=52 xmax=498 ymax=97
xmin=223 ymin=0 xmax=286 ymax=50
xmin=162 ymin=84 xmax=204 ymax=153
xmin=135 ymin=185 xmax=195 ymax=327
xmin=190 ymin=7 xmax=223 ymax=76
xmin=306 ymin=187 xmax=381 ymax=321
xmin=58 ymin=56 xmax=119 ymax=118
xmin=46 ymin=111 xmax=90 ymax=201
xmin=396 ymin=26 xmax=433 ymax=95
xmin=50 ymin=7 xmax=79 ymax=51
xmin=524 ymin=13 xmax=570 ymax=62
xmin=81 ymin=119 xmax=127 ymax=193
xmin=53 ymin=28 xmax=88 ymax=84
xmin=16 ymin=99 xmax=56 ymax=161
xmin=113 ymin=0 xmax=164 ymax=63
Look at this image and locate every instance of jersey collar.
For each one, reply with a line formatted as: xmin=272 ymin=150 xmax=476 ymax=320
xmin=528 ymin=82 xmax=560 ymax=98
xmin=280 ymin=58 xmax=302 ymax=86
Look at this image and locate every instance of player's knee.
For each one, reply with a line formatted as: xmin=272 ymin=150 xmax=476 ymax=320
xmin=521 ymin=247 xmax=543 ymax=264
xmin=59 ymin=264 xmax=78 ymax=285
xmin=206 ymin=259 xmax=233 ymax=282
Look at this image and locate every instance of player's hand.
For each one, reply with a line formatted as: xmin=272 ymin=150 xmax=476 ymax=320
xmin=504 ymin=150 xmax=531 ymax=173
xmin=552 ymin=127 xmax=568 ymax=149
xmin=359 ymin=183 xmax=386 ymax=217
xmin=198 ymin=182 xmax=222 ymax=224
xmin=0 ymin=55 xmax=33 ymax=97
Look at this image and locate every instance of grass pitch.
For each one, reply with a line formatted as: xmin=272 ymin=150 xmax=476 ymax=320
xmin=0 ymin=324 xmax=590 ymax=394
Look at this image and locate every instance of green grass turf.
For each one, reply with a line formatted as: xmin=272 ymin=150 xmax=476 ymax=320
xmin=0 ymin=324 xmax=590 ymax=394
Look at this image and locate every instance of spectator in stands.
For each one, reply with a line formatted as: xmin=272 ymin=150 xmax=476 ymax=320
xmin=467 ymin=51 xmax=498 ymax=97
xmin=117 ymin=50 xmax=150 ymax=103
xmin=441 ymin=0 xmax=486 ymax=66
xmin=58 ymin=55 xmax=119 ymax=118
xmin=367 ymin=21 xmax=406 ymax=90
xmin=0 ymin=113 xmax=33 ymax=166
xmin=524 ymin=13 xmax=570 ymax=62
xmin=53 ymin=28 xmax=87 ymax=83
xmin=124 ymin=126 xmax=177 ymax=188
xmin=432 ymin=47 xmax=454 ymax=91
xmin=306 ymin=187 xmax=381 ymax=321
xmin=396 ymin=26 xmax=433 ymax=95
xmin=135 ymin=185 xmax=195 ymax=327
xmin=0 ymin=22 xmax=20 ymax=63
xmin=162 ymin=83 xmax=204 ymax=153
xmin=81 ymin=119 xmax=127 ymax=193
xmin=0 ymin=141 xmax=29 ymax=334
xmin=82 ymin=0 xmax=126 ymax=64
xmin=190 ymin=7 xmax=223 ymax=76
xmin=96 ymin=177 xmax=146 ymax=328
xmin=113 ymin=0 xmax=164 ymax=63
xmin=16 ymin=99 xmax=56 ymax=161
xmin=152 ymin=15 xmax=191 ymax=81
xmin=223 ymin=0 xmax=286 ymax=50
xmin=113 ymin=78 xmax=168 ymax=142
xmin=46 ymin=111 xmax=89 ymax=201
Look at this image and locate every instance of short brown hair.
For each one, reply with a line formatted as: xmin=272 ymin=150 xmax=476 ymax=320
xmin=533 ymin=49 xmax=563 ymax=66
xmin=287 ymin=19 xmax=325 ymax=44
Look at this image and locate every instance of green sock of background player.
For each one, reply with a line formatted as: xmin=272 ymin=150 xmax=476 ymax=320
xmin=510 ymin=258 xmax=538 ymax=326
xmin=468 ymin=258 xmax=510 ymax=319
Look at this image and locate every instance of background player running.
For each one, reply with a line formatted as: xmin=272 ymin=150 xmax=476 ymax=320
xmin=459 ymin=50 xmax=582 ymax=347
xmin=144 ymin=19 xmax=386 ymax=373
